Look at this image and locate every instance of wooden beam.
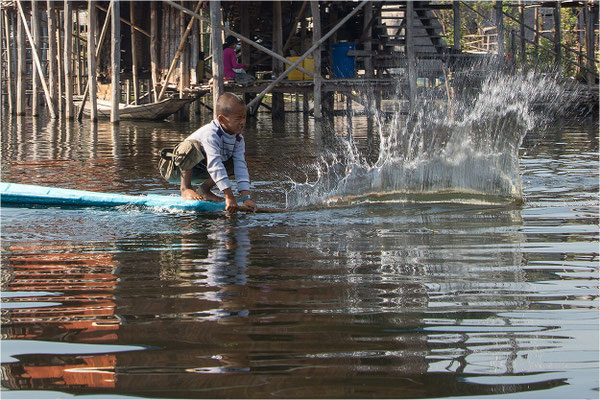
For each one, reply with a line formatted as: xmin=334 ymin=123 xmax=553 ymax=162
xmin=311 ymin=1 xmax=321 ymax=118
xmin=110 ymin=0 xmax=120 ymax=123
xmin=406 ymin=0 xmax=417 ymax=111
xmin=15 ymin=0 xmax=57 ymax=119
xmin=56 ymin=7 xmax=63 ymax=114
xmin=47 ymin=1 xmax=57 ymax=115
xmin=31 ymin=0 xmax=40 ymax=116
xmin=88 ymin=0 xmax=97 ymax=121
xmin=585 ymin=3 xmax=596 ymax=86
xmin=519 ymin=1 xmax=525 ymax=64
xmin=77 ymin=1 xmax=112 ymax=121
xmin=64 ymin=0 xmax=73 ymax=119
xmin=210 ymin=0 xmax=224 ymax=117
xmin=150 ymin=1 xmax=159 ymax=102
xmin=3 ymin=10 xmax=14 ymax=115
xmin=130 ymin=0 xmax=139 ymax=104
xmin=16 ymin=4 xmax=25 ymax=116
xmin=96 ymin=3 xmax=149 ymax=38
xmin=165 ymin=0 xmax=316 ymax=78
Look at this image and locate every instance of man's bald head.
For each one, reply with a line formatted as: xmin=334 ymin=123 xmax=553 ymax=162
xmin=216 ymin=93 xmax=246 ymax=117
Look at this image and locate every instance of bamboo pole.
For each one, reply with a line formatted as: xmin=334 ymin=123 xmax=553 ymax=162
xmin=210 ymin=0 xmax=223 ymax=118
xmin=77 ymin=1 xmax=112 ymax=121
xmin=130 ymin=0 xmax=139 ymax=104
xmin=64 ymin=0 xmax=73 ymax=119
xmin=16 ymin=5 xmax=25 ymax=116
xmin=150 ymin=1 xmax=159 ymax=102
xmin=3 ymin=10 xmax=14 ymax=115
xmin=111 ymin=0 xmax=120 ymax=123
xmin=406 ymin=0 xmax=417 ymax=111
xmin=31 ymin=0 xmax=40 ymax=116
xmin=165 ymin=0 xmax=316 ymax=78
xmin=47 ymin=1 xmax=57 ymax=115
xmin=310 ymin=1 xmax=321 ymax=118
xmin=15 ymin=0 xmax=57 ymax=119
xmin=158 ymin=0 xmax=202 ymax=101
xmin=88 ymin=0 xmax=97 ymax=121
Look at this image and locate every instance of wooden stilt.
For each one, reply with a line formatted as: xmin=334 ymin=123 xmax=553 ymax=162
xmin=88 ymin=0 xmax=97 ymax=122
xmin=554 ymin=1 xmax=562 ymax=67
xmin=310 ymin=1 xmax=321 ymax=119
xmin=16 ymin=6 xmax=25 ymax=116
xmin=584 ymin=3 xmax=596 ymax=87
xmin=76 ymin=10 xmax=82 ymax=95
xmin=240 ymin=2 xmax=253 ymax=104
xmin=300 ymin=15 xmax=308 ymax=113
xmin=130 ymin=0 xmax=139 ymax=104
xmin=77 ymin=0 xmax=112 ymax=121
xmin=3 ymin=10 xmax=14 ymax=115
xmin=495 ymin=1 xmax=504 ymax=63
xmin=191 ymin=6 xmax=199 ymax=85
xmin=272 ymin=1 xmax=284 ymax=119
xmin=533 ymin=6 xmax=539 ymax=71
xmin=64 ymin=0 xmax=73 ymax=119
xmin=519 ymin=1 xmax=525 ymax=65
xmin=178 ymin=2 xmax=190 ymax=121
xmin=150 ymin=1 xmax=159 ymax=102
xmin=406 ymin=1 xmax=417 ymax=112
xmin=453 ymin=1 xmax=460 ymax=51
xmin=210 ymin=0 xmax=224 ymax=117
xmin=56 ymin=8 xmax=63 ymax=115
xmin=31 ymin=0 xmax=40 ymax=116
xmin=111 ymin=0 xmax=120 ymax=123
xmin=15 ymin=0 xmax=57 ymax=118
xmin=47 ymin=1 xmax=57 ymax=115
xmin=363 ymin=1 xmax=373 ymax=118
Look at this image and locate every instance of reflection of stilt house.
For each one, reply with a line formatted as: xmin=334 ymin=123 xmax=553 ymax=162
xmin=0 ymin=1 xmax=598 ymax=123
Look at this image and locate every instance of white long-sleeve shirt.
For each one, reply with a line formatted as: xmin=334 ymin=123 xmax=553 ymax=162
xmin=185 ymin=120 xmax=250 ymax=192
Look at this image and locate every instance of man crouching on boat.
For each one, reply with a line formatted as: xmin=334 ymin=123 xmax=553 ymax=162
xmin=159 ymin=93 xmax=258 ymax=213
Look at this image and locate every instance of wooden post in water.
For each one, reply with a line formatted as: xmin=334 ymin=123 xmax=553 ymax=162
xmin=64 ymin=0 xmax=73 ymax=119
xmin=88 ymin=0 xmax=97 ymax=121
xmin=75 ymin=11 xmax=82 ymax=95
xmin=3 ymin=10 xmax=14 ymax=115
xmin=56 ymin=8 xmax=63 ymax=115
xmin=16 ymin=7 xmax=25 ymax=116
xmin=554 ymin=1 xmax=562 ymax=68
xmin=130 ymin=0 xmax=139 ymax=104
xmin=310 ymin=1 xmax=322 ymax=119
xmin=31 ymin=0 xmax=40 ymax=116
xmin=272 ymin=1 xmax=284 ymax=119
xmin=300 ymin=15 xmax=308 ymax=113
xmin=406 ymin=0 xmax=417 ymax=112
xmin=495 ymin=1 xmax=504 ymax=64
xmin=210 ymin=0 xmax=223 ymax=118
xmin=533 ymin=6 xmax=539 ymax=71
xmin=179 ymin=3 xmax=191 ymax=121
xmin=519 ymin=1 xmax=526 ymax=65
xmin=453 ymin=1 xmax=461 ymax=51
xmin=584 ymin=3 xmax=596 ymax=87
xmin=47 ymin=1 xmax=57 ymax=115
xmin=240 ymin=2 xmax=252 ymax=104
xmin=111 ymin=0 xmax=120 ymax=123
xmin=150 ymin=1 xmax=159 ymax=102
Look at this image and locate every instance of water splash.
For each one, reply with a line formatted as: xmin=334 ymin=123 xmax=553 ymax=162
xmin=287 ymin=70 xmax=577 ymax=208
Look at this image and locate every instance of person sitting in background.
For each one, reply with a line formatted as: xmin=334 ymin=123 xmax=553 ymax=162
xmin=223 ymin=36 xmax=254 ymax=84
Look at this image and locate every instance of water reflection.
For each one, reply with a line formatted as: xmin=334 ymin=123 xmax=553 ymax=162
xmin=1 ymin=113 xmax=597 ymax=398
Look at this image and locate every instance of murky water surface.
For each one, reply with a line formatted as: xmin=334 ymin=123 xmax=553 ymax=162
xmin=1 ymin=107 xmax=598 ymax=398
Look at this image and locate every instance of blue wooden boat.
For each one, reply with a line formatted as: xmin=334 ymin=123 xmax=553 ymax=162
xmin=0 ymin=182 xmax=232 ymax=212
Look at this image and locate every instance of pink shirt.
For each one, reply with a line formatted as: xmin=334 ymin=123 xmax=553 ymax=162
xmin=223 ymin=47 xmax=244 ymax=79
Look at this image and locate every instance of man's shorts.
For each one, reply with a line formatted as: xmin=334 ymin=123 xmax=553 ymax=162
xmin=158 ymin=139 xmax=234 ymax=184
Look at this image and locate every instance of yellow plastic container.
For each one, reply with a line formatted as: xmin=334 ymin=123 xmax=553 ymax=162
xmin=286 ymin=57 xmax=314 ymax=80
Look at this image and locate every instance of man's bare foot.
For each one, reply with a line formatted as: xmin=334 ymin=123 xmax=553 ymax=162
xmin=181 ymin=188 xmax=205 ymax=200
xmin=200 ymin=186 xmax=225 ymax=202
